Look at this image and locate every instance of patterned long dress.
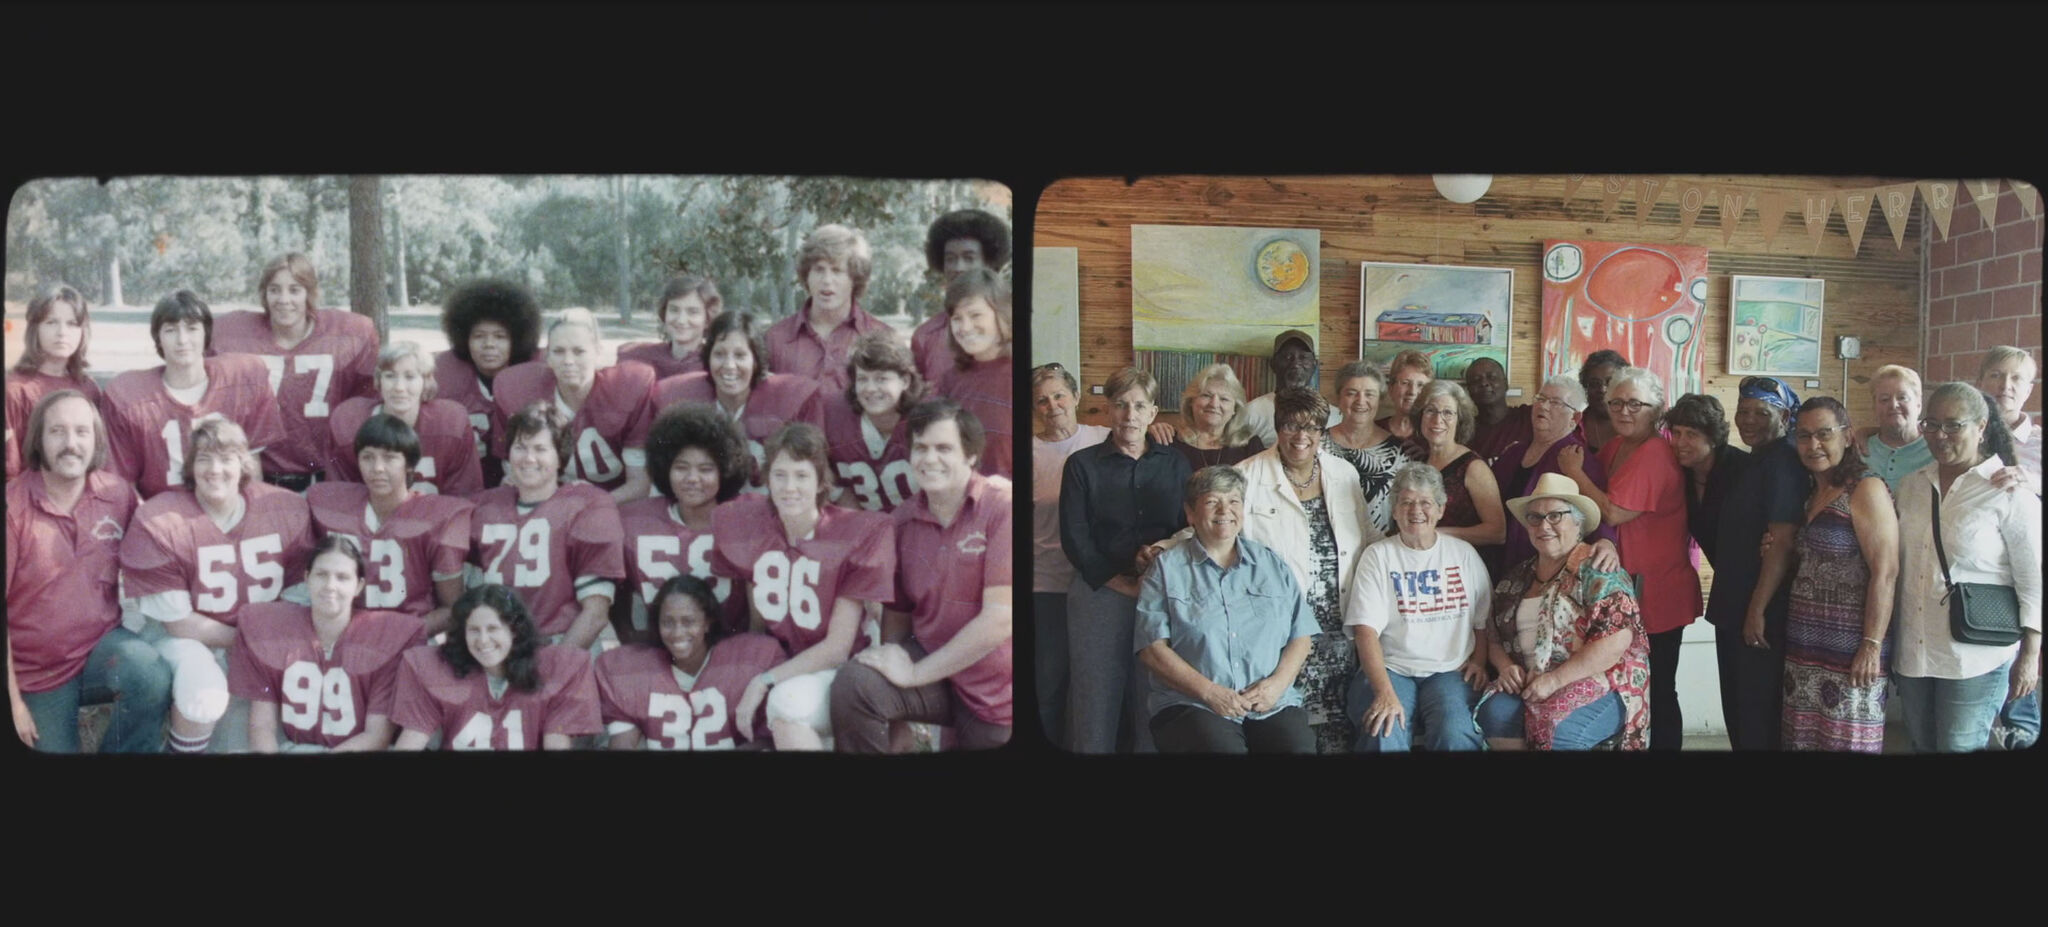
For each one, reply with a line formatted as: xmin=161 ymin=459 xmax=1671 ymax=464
xmin=1781 ymin=473 xmax=1891 ymax=752
xmin=1295 ymin=495 xmax=1357 ymax=754
xmin=1325 ymin=433 xmax=1415 ymax=538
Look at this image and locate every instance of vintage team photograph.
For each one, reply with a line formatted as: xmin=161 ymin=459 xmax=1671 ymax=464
xmin=5 ymin=174 xmax=1015 ymax=755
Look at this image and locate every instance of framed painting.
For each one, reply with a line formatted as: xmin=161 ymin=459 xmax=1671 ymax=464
xmin=1357 ymin=261 xmax=1512 ymax=381
xmin=1727 ymin=275 xmax=1824 ymax=378
xmin=1540 ymin=239 xmax=1710 ymax=398
xmin=1132 ymin=224 xmax=1321 ymax=400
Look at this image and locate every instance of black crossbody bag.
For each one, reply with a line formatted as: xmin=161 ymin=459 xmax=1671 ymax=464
xmin=1930 ymin=485 xmax=2023 ymax=646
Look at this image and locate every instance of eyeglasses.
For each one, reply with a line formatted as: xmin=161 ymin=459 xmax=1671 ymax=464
xmin=1606 ymin=398 xmax=1654 ymax=415
xmin=1793 ymin=425 xmax=1846 ymax=442
xmin=1918 ymin=418 xmax=1978 ymax=435
xmin=1522 ymin=509 xmax=1576 ymax=526
xmin=1531 ymin=394 xmax=1578 ymax=410
xmin=1420 ymin=407 xmax=1458 ymax=419
xmin=1277 ymin=420 xmax=1323 ymax=434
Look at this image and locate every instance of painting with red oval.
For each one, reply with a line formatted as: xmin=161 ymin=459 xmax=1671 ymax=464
xmin=1540 ymin=239 xmax=1709 ymax=398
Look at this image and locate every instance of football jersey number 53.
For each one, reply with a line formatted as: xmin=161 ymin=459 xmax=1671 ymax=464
xmin=751 ymin=551 xmax=822 ymax=629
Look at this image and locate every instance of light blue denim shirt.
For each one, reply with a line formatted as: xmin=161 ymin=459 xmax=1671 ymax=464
xmin=1864 ymin=434 xmax=1934 ymax=493
xmin=1135 ymin=534 xmax=1321 ymax=722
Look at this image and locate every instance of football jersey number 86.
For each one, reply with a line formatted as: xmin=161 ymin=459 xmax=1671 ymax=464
xmin=751 ymin=551 xmax=821 ymax=629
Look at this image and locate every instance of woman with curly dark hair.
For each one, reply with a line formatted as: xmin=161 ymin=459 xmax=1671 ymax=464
xmin=6 ymin=284 xmax=102 ymax=481
xmin=435 ymin=278 xmax=544 ymax=488
xmin=389 ymin=583 xmax=602 ymax=750
xmin=594 ymin=574 xmax=788 ymax=750
xmin=616 ymin=403 xmax=754 ymax=642
xmin=821 ymin=330 xmax=926 ymax=513
xmin=618 ymin=275 xmax=724 ymax=380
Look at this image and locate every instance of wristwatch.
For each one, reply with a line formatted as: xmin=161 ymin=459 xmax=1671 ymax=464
xmin=755 ymin=672 xmax=776 ymax=689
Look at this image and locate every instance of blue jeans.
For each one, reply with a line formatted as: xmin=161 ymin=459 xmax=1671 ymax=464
xmin=1065 ymin=576 xmax=1153 ymax=754
xmin=1997 ymin=690 xmax=2039 ymax=749
xmin=1895 ymin=662 xmax=2011 ymax=753
xmin=1346 ymin=667 xmax=1484 ymax=752
xmin=1476 ymin=689 xmax=1625 ymax=750
xmin=18 ymin=627 xmax=171 ymax=754
xmin=1033 ymin=591 xmax=1069 ymax=748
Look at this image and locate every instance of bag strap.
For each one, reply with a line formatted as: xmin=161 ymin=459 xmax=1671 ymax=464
xmin=1930 ymin=483 xmax=1958 ymax=601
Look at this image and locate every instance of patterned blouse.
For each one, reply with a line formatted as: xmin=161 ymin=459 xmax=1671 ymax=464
xmin=1325 ymin=432 xmax=1416 ymax=538
xmin=1487 ymin=543 xmax=1652 ymax=750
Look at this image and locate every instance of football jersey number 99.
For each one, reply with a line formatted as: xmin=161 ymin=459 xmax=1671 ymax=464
xmin=481 ymin=520 xmax=552 ymax=588
xmin=281 ymin=662 xmax=356 ymax=736
xmin=751 ymin=551 xmax=821 ymax=629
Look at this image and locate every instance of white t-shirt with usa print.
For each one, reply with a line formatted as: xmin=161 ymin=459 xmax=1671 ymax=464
xmin=1345 ymin=533 xmax=1492 ymax=677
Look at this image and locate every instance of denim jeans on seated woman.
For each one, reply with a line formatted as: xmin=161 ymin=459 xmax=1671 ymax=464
xmin=1346 ymin=667 xmax=1484 ymax=752
xmin=1895 ymin=660 xmax=2011 ymax=754
xmin=1476 ymin=689 xmax=1624 ymax=750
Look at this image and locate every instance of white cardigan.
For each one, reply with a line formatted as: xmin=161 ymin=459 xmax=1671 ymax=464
xmin=1159 ymin=448 xmax=1383 ymax=606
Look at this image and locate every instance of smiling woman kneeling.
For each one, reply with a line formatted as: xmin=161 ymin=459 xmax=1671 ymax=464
xmin=1135 ymin=465 xmax=1320 ymax=754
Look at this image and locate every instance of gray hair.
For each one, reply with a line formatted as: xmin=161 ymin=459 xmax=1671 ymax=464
xmin=1103 ymin=366 xmax=1160 ymax=406
xmin=1927 ymin=380 xmax=1992 ymax=426
xmin=1184 ymin=464 xmax=1247 ymax=502
xmin=1389 ymin=461 xmax=1447 ymax=506
xmin=376 ymin=340 xmax=438 ymax=402
xmin=1979 ymin=345 xmax=2038 ymax=379
xmin=1408 ymin=379 xmax=1478 ymax=445
xmin=1605 ymin=365 xmax=1667 ymax=419
xmin=1541 ymin=374 xmax=1587 ymax=412
xmin=1335 ymin=359 xmax=1386 ymax=393
xmin=1031 ymin=362 xmax=1079 ymax=396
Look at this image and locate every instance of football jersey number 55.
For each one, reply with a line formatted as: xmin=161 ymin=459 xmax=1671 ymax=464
xmin=194 ymin=534 xmax=287 ymax=612
xmin=751 ymin=551 xmax=821 ymax=630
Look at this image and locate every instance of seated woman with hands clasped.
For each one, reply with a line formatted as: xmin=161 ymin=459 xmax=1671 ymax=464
xmin=1135 ymin=465 xmax=1320 ymax=754
xmin=1478 ymin=473 xmax=1652 ymax=750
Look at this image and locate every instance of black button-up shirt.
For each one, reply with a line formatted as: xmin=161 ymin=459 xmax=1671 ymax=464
xmin=1059 ymin=436 xmax=1192 ymax=590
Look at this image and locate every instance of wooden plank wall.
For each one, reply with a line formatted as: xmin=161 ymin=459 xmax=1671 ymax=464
xmin=1035 ymin=174 xmax=1924 ymax=434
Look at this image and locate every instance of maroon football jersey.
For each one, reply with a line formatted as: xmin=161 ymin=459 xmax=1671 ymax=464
xmin=617 ymin=496 xmax=747 ymax=635
xmin=594 ymin=634 xmax=784 ymax=749
xmin=762 ymin=300 xmax=892 ymax=394
xmin=390 ymin=644 xmax=602 ymax=750
xmin=432 ymin=350 xmax=509 ymax=487
xmin=325 ymin=397 xmax=486 ymax=496
xmin=226 ymin=601 xmax=426 ymax=748
xmin=469 ymin=482 xmax=626 ymax=639
xmin=308 ymin=483 xmax=473 ymax=618
xmin=210 ymin=308 xmax=380 ymax=477
xmin=5 ymin=470 xmax=138 ymax=693
xmin=820 ymin=393 xmax=915 ymax=513
xmin=617 ymin=340 xmax=702 ymax=380
xmin=932 ymin=357 xmax=1013 ymax=480
xmin=101 ymin=355 xmax=290 ymax=500
xmin=707 ymin=496 xmax=895 ymax=657
xmin=892 ymin=474 xmax=1014 ymax=725
xmin=491 ymin=360 xmax=656 ymax=492
xmin=5 ymin=370 xmax=103 ymax=481
xmin=649 ymin=371 xmax=824 ymax=480
xmin=118 ymin=482 xmax=315 ymax=626
xmin=909 ymin=312 xmax=955 ymax=386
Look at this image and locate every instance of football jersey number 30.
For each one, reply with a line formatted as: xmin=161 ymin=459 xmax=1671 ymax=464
xmin=751 ymin=551 xmax=822 ymax=630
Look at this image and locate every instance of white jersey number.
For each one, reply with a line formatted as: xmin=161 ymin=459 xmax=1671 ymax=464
xmin=159 ymin=412 xmax=228 ymax=487
xmin=450 ymin=709 xmax=525 ymax=750
xmin=363 ymin=538 xmax=407 ymax=609
xmin=635 ymin=533 xmax=731 ymax=607
xmin=481 ymin=520 xmax=552 ymax=589
xmin=193 ymin=533 xmax=287 ymax=613
xmin=260 ymin=354 xmax=337 ymax=418
xmin=835 ymin=459 xmax=915 ymax=511
xmin=566 ymin=427 xmax=623 ymax=484
xmin=413 ymin=456 xmax=440 ymax=495
xmin=280 ymin=662 xmax=357 ymax=737
xmin=646 ymin=689 xmax=731 ymax=751
xmin=750 ymin=550 xmax=822 ymax=630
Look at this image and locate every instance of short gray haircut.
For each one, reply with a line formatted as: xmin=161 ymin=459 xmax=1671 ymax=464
xmin=1031 ymin=362 xmax=1079 ymax=396
xmin=376 ymin=340 xmax=438 ymax=401
xmin=1927 ymin=380 xmax=1992 ymax=425
xmin=1389 ymin=460 xmax=1447 ymax=506
xmin=1184 ymin=464 xmax=1247 ymax=502
xmin=1335 ymin=359 xmax=1386 ymax=393
xmin=1541 ymin=374 xmax=1587 ymax=412
xmin=1605 ymin=365 xmax=1667 ymax=418
xmin=1979 ymin=345 xmax=2038 ymax=380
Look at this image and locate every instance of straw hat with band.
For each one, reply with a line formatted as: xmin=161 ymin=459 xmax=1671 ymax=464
xmin=1505 ymin=472 xmax=1602 ymax=535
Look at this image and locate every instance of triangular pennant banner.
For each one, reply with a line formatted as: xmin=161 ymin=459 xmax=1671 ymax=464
xmin=1802 ymin=191 xmax=1834 ymax=252
xmin=1718 ymin=187 xmax=1749 ymax=244
xmin=1562 ymin=174 xmax=1588 ymax=201
xmin=1966 ymin=178 xmax=2003 ymax=230
xmin=1676 ymin=181 xmax=1710 ymax=239
xmin=1919 ymin=180 xmax=1957 ymax=241
xmin=1755 ymin=189 xmax=1793 ymax=246
xmin=1600 ymin=175 xmax=1629 ymax=220
xmin=2012 ymin=180 xmax=2039 ymax=218
xmin=1840 ymin=188 xmax=1873 ymax=254
xmin=1633 ymin=176 xmax=1667 ymax=226
xmin=1877 ymin=182 xmax=1916 ymax=250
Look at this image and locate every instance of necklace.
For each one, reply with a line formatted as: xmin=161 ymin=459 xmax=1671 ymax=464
xmin=1285 ymin=456 xmax=1319 ymax=490
xmin=1535 ymin=559 xmax=1569 ymax=585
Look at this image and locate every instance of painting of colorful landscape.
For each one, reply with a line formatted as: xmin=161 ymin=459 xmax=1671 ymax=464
xmin=1132 ymin=224 xmax=1322 ymax=402
xmin=1540 ymin=239 xmax=1710 ymax=398
xmin=1358 ymin=262 xmax=1512 ymax=381
xmin=1727 ymin=274 xmax=1824 ymax=378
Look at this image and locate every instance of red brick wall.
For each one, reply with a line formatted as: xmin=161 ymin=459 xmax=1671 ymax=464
xmin=1924 ymin=184 xmax=2043 ymax=418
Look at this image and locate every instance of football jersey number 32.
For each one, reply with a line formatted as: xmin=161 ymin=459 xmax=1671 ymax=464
xmin=646 ymin=689 xmax=730 ymax=750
